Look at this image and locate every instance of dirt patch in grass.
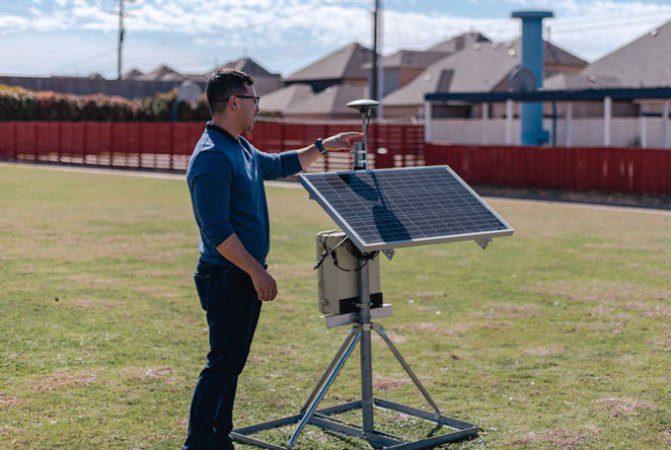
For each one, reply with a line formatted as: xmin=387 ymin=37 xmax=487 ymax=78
xmin=372 ymin=332 xmax=407 ymax=344
xmin=521 ymin=345 xmax=565 ymax=357
xmin=531 ymin=279 xmax=671 ymax=306
xmin=0 ymin=426 xmax=24 ymax=436
xmin=32 ymin=369 xmax=100 ymax=392
xmin=650 ymin=332 xmax=671 ymax=350
xmin=477 ymin=302 xmax=538 ymax=319
xmin=373 ymin=376 xmax=412 ymax=392
xmin=66 ymin=273 xmax=119 ymax=287
xmin=587 ymin=305 xmax=631 ymax=321
xmin=0 ymin=392 xmax=22 ymax=410
xmin=396 ymin=321 xmax=469 ymax=336
xmin=67 ymin=297 xmax=121 ymax=309
xmin=622 ymin=301 xmax=671 ymax=319
xmin=596 ymin=397 xmax=656 ymax=417
xmin=125 ymin=366 xmax=175 ymax=382
xmin=512 ymin=427 xmax=597 ymax=449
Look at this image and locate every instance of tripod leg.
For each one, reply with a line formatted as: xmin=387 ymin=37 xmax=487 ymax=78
xmin=373 ymin=323 xmax=442 ymax=419
xmin=287 ymin=330 xmax=361 ymax=449
xmin=299 ymin=326 xmax=358 ymax=414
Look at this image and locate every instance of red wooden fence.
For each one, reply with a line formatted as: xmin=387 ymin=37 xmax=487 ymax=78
xmin=2 ymin=121 xmax=670 ymax=195
xmin=426 ymin=144 xmax=671 ymax=195
xmin=0 ymin=121 xmax=425 ymax=172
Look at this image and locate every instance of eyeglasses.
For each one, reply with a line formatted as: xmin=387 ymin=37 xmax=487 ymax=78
xmin=235 ymin=95 xmax=260 ymax=107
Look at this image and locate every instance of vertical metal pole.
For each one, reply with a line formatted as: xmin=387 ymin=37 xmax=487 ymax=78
xmin=640 ymin=114 xmax=647 ymax=149
xmin=117 ymin=0 xmax=125 ymax=80
xmin=423 ymin=101 xmax=431 ymax=143
xmin=505 ymin=99 xmax=513 ymax=145
xmin=604 ymin=96 xmax=612 ymax=147
xmin=662 ymin=100 xmax=669 ymax=149
xmin=358 ymin=261 xmax=374 ymax=433
xmin=376 ymin=1 xmax=384 ymax=120
xmin=371 ymin=0 xmax=380 ymax=120
xmin=565 ymin=102 xmax=573 ymax=147
xmin=481 ymin=103 xmax=489 ymax=145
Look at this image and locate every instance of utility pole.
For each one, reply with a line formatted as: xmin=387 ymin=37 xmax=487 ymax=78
xmin=371 ymin=0 xmax=379 ymax=103
xmin=117 ymin=0 xmax=125 ymax=80
xmin=371 ymin=0 xmax=383 ymax=118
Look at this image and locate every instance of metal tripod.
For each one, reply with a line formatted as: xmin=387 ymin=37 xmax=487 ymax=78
xmin=231 ymin=261 xmax=479 ymax=449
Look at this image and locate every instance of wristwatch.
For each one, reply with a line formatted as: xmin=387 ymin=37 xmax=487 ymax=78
xmin=314 ymin=138 xmax=328 ymax=155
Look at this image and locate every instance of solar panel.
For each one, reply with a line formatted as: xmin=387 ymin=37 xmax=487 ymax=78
xmin=299 ymin=166 xmax=514 ymax=252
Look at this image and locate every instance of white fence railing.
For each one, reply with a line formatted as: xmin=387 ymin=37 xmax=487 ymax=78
xmin=429 ymin=118 xmax=671 ymax=148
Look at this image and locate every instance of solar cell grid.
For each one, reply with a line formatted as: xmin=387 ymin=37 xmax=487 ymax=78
xmin=300 ymin=166 xmax=513 ymax=251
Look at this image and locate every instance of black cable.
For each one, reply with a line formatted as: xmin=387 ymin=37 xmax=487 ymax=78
xmin=314 ymin=229 xmax=378 ymax=272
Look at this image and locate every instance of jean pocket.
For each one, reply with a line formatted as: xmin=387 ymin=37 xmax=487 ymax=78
xmin=193 ymin=272 xmax=211 ymax=311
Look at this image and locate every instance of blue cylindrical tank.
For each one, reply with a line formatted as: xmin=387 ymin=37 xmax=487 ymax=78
xmin=511 ymin=10 xmax=554 ymax=146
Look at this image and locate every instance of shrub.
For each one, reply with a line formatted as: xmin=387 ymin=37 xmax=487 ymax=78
xmin=0 ymin=84 xmax=211 ymax=122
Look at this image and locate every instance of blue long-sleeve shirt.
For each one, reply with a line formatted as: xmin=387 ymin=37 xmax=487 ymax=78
xmin=186 ymin=122 xmax=303 ymax=268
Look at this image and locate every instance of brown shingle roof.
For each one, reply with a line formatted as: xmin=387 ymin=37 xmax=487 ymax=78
xmin=581 ymin=20 xmax=671 ymax=87
xmin=427 ymin=32 xmax=491 ymax=53
xmin=289 ymin=83 xmax=368 ymax=115
xmin=259 ymin=83 xmax=315 ymax=113
xmin=384 ymin=39 xmax=587 ymax=107
xmin=363 ymin=50 xmax=448 ymax=70
xmin=286 ymin=42 xmax=374 ymax=82
xmin=219 ymin=58 xmax=279 ymax=78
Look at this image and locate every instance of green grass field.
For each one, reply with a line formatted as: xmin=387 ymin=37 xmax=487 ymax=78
xmin=1 ymin=163 xmax=670 ymax=449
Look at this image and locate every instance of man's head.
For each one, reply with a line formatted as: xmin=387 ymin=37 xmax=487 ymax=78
xmin=206 ymin=69 xmax=259 ymax=133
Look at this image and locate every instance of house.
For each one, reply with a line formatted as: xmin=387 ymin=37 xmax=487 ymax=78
xmin=363 ymin=33 xmax=492 ymax=97
xmin=261 ymin=42 xmax=374 ymax=119
xmin=0 ymin=57 xmax=281 ymax=100
xmin=284 ymin=42 xmax=374 ymax=92
xmin=383 ymin=38 xmax=587 ymax=120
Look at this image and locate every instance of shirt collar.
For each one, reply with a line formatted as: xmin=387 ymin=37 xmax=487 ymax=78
xmin=206 ymin=121 xmax=239 ymax=143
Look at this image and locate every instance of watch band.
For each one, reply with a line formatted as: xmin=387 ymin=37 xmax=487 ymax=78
xmin=314 ymin=138 xmax=327 ymax=155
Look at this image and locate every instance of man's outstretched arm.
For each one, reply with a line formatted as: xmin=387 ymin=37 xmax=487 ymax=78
xmin=216 ymin=234 xmax=277 ymax=302
xmin=297 ymin=132 xmax=362 ymax=171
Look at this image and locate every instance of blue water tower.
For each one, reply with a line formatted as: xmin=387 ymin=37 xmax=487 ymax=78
xmin=511 ymin=10 xmax=553 ymax=146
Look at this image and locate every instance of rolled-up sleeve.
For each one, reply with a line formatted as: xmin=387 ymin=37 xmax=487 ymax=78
xmin=256 ymin=149 xmax=302 ymax=180
xmin=191 ymin=152 xmax=235 ymax=248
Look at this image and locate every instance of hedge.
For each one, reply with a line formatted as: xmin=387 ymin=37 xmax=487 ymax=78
xmin=0 ymin=84 xmax=211 ymax=122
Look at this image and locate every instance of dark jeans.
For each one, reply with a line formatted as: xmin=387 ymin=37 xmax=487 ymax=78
xmin=183 ymin=262 xmax=262 ymax=450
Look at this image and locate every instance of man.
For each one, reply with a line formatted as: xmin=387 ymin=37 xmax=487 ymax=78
xmin=183 ymin=69 xmax=361 ymax=450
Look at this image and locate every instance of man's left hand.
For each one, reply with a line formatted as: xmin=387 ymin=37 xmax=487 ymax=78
xmin=323 ymin=132 xmax=363 ymax=152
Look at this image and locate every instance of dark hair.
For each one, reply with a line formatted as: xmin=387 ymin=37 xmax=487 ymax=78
xmin=206 ymin=69 xmax=254 ymax=115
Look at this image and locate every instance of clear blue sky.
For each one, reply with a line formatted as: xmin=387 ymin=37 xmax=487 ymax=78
xmin=2 ymin=0 xmax=671 ymax=78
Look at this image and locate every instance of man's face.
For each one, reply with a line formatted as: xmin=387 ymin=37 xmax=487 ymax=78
xmin=237 ymin=84 xmax=259 ymax=133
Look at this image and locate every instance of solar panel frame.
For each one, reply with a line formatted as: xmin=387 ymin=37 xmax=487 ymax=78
xmin=299 ymin=166 xmax=514 ymax=253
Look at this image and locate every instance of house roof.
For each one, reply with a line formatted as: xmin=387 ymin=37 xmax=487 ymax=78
xmin=289 ymin=83 xmax=368 ymax=115
xmin=544 ymin=73 xmax=621 ymax=90
xmin=581 ymin=20 xmax=671 ymax=87
xmin=363 ymin=50 xmax=448 ymax=70
xmin=259 ymin=83 xmax=315 ymax=113
xmin=285 ymin=42 xmax=374 ymax=82
xmin=136 ymin=65 xmax=186 ymax=81
xmin=427 ymin=32 xmax=491 ymax=53
xmin=122 ymin=68 xmax=144 ymax=80
xmin=219 ymin=57 xmax=280 ymax=78
xmin=384 ymin=39 xmax=587 ymax=106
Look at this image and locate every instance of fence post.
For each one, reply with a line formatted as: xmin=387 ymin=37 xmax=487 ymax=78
xmin=423 ymin=101 xmax=431 ymax=143
xmin=481 ymin=103 xmax=489 ymax=145
xmin=663 ymin=100 xmax=669 ymax=149
xmin=505 ymin=99 xmax=513 ymax=145
xmin=604 ymin=97 xmax=612 ymax=147
xmin=565 ymin=103 xmax=573 ymax=147
xmin=169 ymin=123 xmax=175 ymax=171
